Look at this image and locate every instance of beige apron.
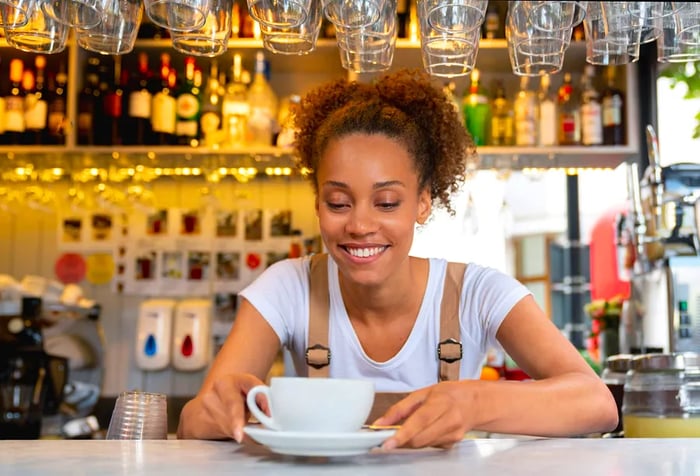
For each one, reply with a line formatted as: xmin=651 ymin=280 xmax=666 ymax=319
xmin=305 ymin=253 xmax=466 ymax=423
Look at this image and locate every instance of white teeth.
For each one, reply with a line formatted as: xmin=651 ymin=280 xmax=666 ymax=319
xmin=348 ymin=247 xmax=385 ymax=258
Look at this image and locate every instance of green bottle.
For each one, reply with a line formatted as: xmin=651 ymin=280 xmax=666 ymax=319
xmin=462 ymin=68 xmax=491 ymax=146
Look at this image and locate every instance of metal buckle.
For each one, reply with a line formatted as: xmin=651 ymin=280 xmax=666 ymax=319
xmin=437 ymin=338 xmax=463 ymax=363
xmin=305 ymin=343 xmax=331 ymax=369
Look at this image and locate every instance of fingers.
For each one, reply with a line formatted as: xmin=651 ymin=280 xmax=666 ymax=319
xmin=211 ymin=374 xmax=266 ymax=443
xmin=373 ymin=389 xmax=428 ymax=426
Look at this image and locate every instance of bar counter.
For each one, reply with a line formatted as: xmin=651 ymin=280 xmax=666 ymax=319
xmin=1 ymin=437 xmax=699 ymax=475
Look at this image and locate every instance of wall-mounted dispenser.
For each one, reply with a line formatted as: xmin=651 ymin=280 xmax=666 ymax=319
xmin=135 ymin=299 xmax=176 ymax=371
xmin=172 ymin=299 xmax=212 ymax=371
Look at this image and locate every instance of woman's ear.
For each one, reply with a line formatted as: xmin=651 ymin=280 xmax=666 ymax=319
xmin=417 ymin=189 xmax=431 ymax=224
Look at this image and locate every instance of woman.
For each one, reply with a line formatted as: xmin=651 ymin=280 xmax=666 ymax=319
xmin=177 ymin=70 xmax=618 ymax=449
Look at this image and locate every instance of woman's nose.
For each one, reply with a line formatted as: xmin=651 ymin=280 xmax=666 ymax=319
xmin=346 ymin=207 xmax=377 ymax=235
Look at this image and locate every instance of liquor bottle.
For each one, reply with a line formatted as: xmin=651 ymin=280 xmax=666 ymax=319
xmin=151 ymin=53 xmax=177 ymax=145
xmin=462 ymin=68 xmax=490 ymax=146
xmin=513 ymin=76 xmax=538 ymax=146
xmin=602 ymin=66 xmax=626 ymax=145
xmin=47 ymin=63 xmax=68 ymax=145
xmin=396 ymin=0 xmax=409 ymax=38
xmin=78 ymin=57 xmax=101 ymax=145
xmin=5 ymin=59 xmax=26 ymax=145
xmin=557 ymin=72 xmax=581 ymax=145
xmin=483 ymin=2 xmax=500 ymax=39
xmin=199 ymin=59 xmax=222 ymax=148
xmin=222 ymin=53 xmax=250 ymax=147
xmin=247 ymin=51 xmax=278 ymax=147
xmin=538 ymin=75 xmax=557 ymax=146
xmin=580 ymin=65 xmax=603 ymax=146
xmin=103 ymin=55 xmax=125 ymax=145
xmin=125 ymin=52 xmax=154 ymax=145
xmin=490 ymin=81 xmax=513 ymax=146
xmin=94 ymin=61 xmax=112 ymax=145
xmin=23 ymin=63 xmax=47 ymax=145
xmin=176 ymin=56 xmax=201 ymax=146
xmin=0 ymin=59 xmax=6 ymax=145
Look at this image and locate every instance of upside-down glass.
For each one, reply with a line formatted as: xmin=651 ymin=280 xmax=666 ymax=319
xmin=336 ymin=0 xmax=396 ymax=74
xmin=506 ymin=1 xmax=570 ymax=76
xmin=422 ymin=0 xmax=487 ymax=34
xmin=4 ymin=0 xmax=69 ymax=53
xmin=583 ymin=2 xmax=641 ymax=65
xmin=41 ymin=0 xmax=103 ymax=28
xmin=658 ymin=3 xmax=700 ymax=63
xmin=0 ymin=0 xmax=36 ymax=28
xmin=247 ymin=0 xmax=311 ymax=29
xmin=106 ymin=391 xmax=168 ymax=440
xmin=260 ymin=0 xmax=322 ymax=55
xmin=521 ymin=1 xmax=585 ymax=33
xmin=419 ymin=0 xmax=481 ymax=77
xmin=322 ymin=0 xmax=383 ymax=29
xmin=144 ymin=0 xmax=209 ymax=31
xmin=171 ymin=0 xmax=232 ymax=56
xmin=76 ymin=0 xmax=143 ymax=55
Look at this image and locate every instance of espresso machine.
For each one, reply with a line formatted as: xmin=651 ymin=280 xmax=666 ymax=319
xmin=0 ymin=297 xmax=67 ymax=439
xmin=620 ymin=126 xmax=700 ymax=354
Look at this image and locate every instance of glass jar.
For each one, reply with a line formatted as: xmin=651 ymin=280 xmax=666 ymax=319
xmin=601 ymin=354 xmax=633 ymax=436
xmin=622 ymin=352 xmax=700 ymax=437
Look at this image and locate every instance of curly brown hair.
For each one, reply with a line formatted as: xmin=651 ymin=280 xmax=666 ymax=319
xmin=293 ymin=69 xmax=475 ymax=215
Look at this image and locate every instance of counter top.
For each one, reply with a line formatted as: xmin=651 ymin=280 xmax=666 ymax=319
xmin=1 ymin=437 xmax=699 ymax=476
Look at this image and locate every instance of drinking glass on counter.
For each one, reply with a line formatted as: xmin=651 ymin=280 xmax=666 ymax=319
xmin=335 ymin=0 xmax=396 ymax=73
xmin=4 ymin=0 xmax=69 ymax=53
xmin=0 ymin=0 xmax=36 ymax=27
xmin=106 ymin=391 xmax=168 ymax=440
xmin=260 ymin=0 xmax=322 ymax=55
xmin=144 ymin=0 xmax=208 ymax=31
xmin=41 ymin=0 xmax=103 ymax=29
xmin=247 ymin=0 xmax=311 ymax=29
xmin=171 ymin=0 xmax=232 ymax=57
xmin=76 ymin=0 xmax=143 ymax=55
xmin=418 ymin=0 xmax=481 ymax=77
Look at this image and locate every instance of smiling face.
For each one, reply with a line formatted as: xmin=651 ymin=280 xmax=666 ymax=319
xmin=315 ymin=133 xmax=431 ymax=286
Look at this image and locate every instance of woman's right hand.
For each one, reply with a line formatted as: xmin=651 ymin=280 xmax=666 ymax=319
xmin=177 ymin=373 xmax=268 ymax=442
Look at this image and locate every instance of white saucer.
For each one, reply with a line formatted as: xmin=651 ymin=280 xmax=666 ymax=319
xmin=243 ymin=426 xmax=396 ymax=457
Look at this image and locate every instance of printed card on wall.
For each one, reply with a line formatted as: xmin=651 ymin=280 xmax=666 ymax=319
xmin=160 ymin=250 xmax=187 ymax=296
xmin=122 ymin=248 xmax=160 ymax=295
xmin=244 ymin=209 xmax=264 ymax=241
xmin=58 ymin=215 xmax=84 ymax=249
xmin=185 ymin=250 xmax=212 ymax=296
xmin=212 ymin=251 xmax=243 ymax=293
xmin=266 ymin=209 xmax=293 ymax=240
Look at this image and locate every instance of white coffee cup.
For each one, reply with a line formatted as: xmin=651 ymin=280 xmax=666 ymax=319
xmin=246 ymin=377 xmax=374 ymax=433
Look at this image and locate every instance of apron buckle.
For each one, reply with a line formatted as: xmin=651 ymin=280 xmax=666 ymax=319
xmin=437 ymin=338 xmax=462 ymax=363
xmin=305 ymin=343 xmax=331 ymax=369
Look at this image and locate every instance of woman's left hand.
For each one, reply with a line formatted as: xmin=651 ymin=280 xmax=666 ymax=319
xmin=372 ymin=381 xmax=475 ymax=450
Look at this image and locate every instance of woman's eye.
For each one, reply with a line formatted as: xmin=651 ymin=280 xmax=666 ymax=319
xmin=326 ymin=202 xmax=349 ymax=210
xmin=377 ymin=202 xmax=399 ymax=210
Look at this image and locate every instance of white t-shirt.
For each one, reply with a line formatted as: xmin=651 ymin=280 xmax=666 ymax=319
xmin=240 ymin=256 xmax=531 ymax=392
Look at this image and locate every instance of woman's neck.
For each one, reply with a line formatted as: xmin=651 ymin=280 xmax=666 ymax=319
xmin=338 ymin=256 xmax=429 ymax=325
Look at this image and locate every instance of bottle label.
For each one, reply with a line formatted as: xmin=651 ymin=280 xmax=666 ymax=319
xmin=24 ymin=96 xmax=48 ymax=130
xmin=78 ymin=112 xmax=92 ymax=133
xmin=151 ymin=93 xmax=176 ymax=133
xmin=603 ymin=96 xmax=622 ymax=126
xmin=581 ymin=103 xmax=603 ymax=145
xmin=176 ymin=93 xmax=200 ymax=120
xmin=539 ymin=101 xmax=557 ymax=146
xmin=104 ymin=93 xmax=123 ymax=118
xmin=129 ymin=90 xmax=152 ymax=119
xmin=5 ymin=97 xmax=25 ymax=132
xmin=514 ymin=100 xmax=537 ymax=146
xmin=176 ymin=120 xmax=198 ymax=138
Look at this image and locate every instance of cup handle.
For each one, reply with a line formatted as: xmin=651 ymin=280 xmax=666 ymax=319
xmin=246 ymin=385 xmax=279 ymax=430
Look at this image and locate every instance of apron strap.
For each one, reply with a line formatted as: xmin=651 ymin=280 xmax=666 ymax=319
xmin=438 ymin=262 xmax=467 ymax=382
xmin=306 ymin=254 xmax=331 ymax=377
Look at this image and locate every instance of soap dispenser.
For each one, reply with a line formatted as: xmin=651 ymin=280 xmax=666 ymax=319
xmin=135 ymin=299 xmax=176 ymax=371
xmin=172 ymin=298 xmax=212 ymax=371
